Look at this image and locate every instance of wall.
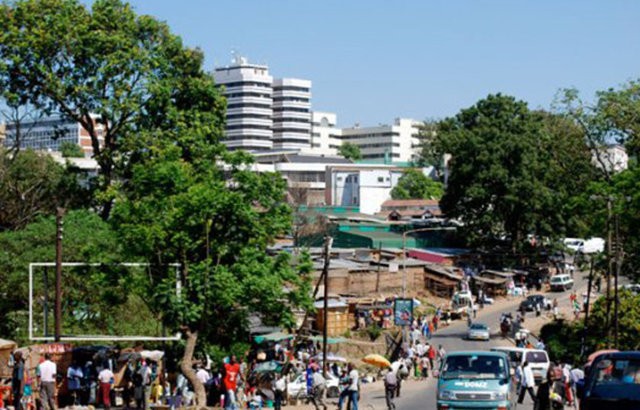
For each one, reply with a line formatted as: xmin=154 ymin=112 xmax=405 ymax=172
xmin=312 ymin=267 xmax=425 ymax=296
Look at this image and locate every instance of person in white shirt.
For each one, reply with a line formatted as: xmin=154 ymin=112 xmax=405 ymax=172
xmin=38 ymin=353 xmax=57 ymax=410
xmin=196 ymin=366 xmax=211 ymax=385
xmin=347 ymin=364 xmax=359 ymax=410
xmin=517 ymin=361 xmax=536 ymax=404
xmin=98 ymin=365 xmax=115 ymax=410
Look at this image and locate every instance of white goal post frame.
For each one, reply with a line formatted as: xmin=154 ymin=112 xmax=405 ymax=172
xmin=28 ymin=262 xmax=181 ymax=342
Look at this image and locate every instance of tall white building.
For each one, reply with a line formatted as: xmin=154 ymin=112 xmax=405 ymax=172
xmin=340 ymin=118 xmax=421 ymax=163
xmin=3 ymin=114 xmax=104 ymax=155
xmin=272 ymin=78 xmax=312 ymax=150
xmin=302 ymin=112 xmax=342 ymax=156
xmin=214 ymin=56 xmax=274 ymax=151
xmin=213 ymin=56 xmax=313 ymax=152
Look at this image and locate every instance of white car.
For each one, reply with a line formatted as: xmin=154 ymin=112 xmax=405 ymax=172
xmin=286 ymin=372 xmax=340 ymax=399
xmin=550 ymin=274 xmax=574 ymax=292
xmin=466 ymin=323 xmax=490 ymax=341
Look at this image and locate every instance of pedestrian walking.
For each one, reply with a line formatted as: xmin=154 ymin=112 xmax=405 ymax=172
xmin=273 ymin=373 xmax=286 ymax=410
xmin=420 ymin=356 xmax=430 ymax=379
xmin=98 ymin=364 xmax=115 ymax=410
xmin=11 ymin=351 xmax=25 ymax=410
xmin=472 ymin=303 xmax=478 ymax=319
xmin=223 ymin=355 xmax=241 ymax=410
xmin=37 ymin=353 xmax=57 ymax=410
xmin=383 ymin=369 xmax=397 ymax=410
xmin=309 ymin=368 xmax=327 ymax=410
xmin=517 ymin=361 xmax=536 ymax=404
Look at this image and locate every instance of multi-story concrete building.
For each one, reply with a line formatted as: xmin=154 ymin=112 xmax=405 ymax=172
xmin=3 ymin=114 xmax=104 ymax=155
xmin=213 ymin=56 xmax=274 ymax=151
xmin=272 ymin=78 xmax=312 ymax=150
xmin=303 ymin=112 xmax=342 ymax=157
xmin=325 ymin=165 xmax=405 ymax=214
xmin=213 ymin=56 xmax=313 ymax=152
xmin=339 ymin=118 xmax=421 ymax=163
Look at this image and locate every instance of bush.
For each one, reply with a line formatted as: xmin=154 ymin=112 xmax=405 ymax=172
xmin=366 ymin=324 xmax=383 ymax=341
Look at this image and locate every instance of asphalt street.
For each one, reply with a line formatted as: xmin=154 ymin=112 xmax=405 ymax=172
xmin=357 ymin=270 xmax=590 ymax=410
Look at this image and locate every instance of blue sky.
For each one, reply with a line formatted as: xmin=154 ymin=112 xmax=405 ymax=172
xmin=116 ymin=1 xmax=638 ymax=126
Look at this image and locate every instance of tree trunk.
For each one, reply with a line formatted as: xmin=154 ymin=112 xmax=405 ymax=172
xmin=180 ymin=328 xmax=207 ymax=408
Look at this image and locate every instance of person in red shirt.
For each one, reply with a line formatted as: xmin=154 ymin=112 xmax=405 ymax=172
xmin=223 ymin=355 xmax=241 ymax=410
xmin=427 ymin=344 xmax=437 ymax=371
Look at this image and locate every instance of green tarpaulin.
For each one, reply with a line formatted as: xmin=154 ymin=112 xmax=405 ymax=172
xmin=253 ymin=332 xmax=294 ymax=344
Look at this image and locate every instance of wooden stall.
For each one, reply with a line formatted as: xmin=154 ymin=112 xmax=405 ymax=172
xmin=314 ymin=298 xmax=350 ymax=337
xmin=424 ymin=264 xmax=463 ymax=298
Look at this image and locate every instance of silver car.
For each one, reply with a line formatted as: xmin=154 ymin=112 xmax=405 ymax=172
xmin=466 ymin=323 xmax=490 ymax=341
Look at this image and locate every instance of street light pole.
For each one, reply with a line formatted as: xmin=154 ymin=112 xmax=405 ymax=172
xmin=55 ymin=207 xmax=65 ymax=342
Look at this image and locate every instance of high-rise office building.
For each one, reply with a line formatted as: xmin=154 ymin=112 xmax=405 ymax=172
xmin=272 ymin=78 xmax=312 ymax=150
xmin=339 ymin=118 xmax=421 ymax=163
xmin=3 ymin=114 xmax=104 ymax=155
xmin=214 ymin=56 xmax=274 ymax=151
xmin=214 ymin=56 xmax=312 ymax=152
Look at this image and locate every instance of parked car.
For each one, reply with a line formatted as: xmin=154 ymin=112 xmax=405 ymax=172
xmin=549 ymin=274 xmax=574 ymax=291
xmin=578 ymin=351 xmax=640 ymax=410
xmin=466 ymin=323 xmax=490 ymax=341
xmin=519 ymin=295 xmax=552 ymax=311
xmin=287 ymin=372 xmax=340 ymax=399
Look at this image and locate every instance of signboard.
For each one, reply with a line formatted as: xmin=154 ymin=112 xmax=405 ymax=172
xmin=388 ymin=263 xmax=399 ymax=273
xmin=394 ymin=298 xmax=414 ymax=326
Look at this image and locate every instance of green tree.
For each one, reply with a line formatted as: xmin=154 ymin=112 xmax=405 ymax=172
xmin=391 ymin=169 xmax=443 ymax=200
xmin=0 ymin=210 xmax=128 ymax=343
xmin=338 ymin=142 xmax=362 ymax=160
xmin=59 ymin=141 xmax=85 ymax=158
xmin=541 ymin=290 xmax=640 ymax=362
xmin=0 ymin=148 xmax=86 ymax=231
xmin=109 ymin=49 xmax=312 ymax=405
xmin=433 ymin=94 xmax=593 ymax=251
xmin=0 ymin=0 xmax=217 ymax=217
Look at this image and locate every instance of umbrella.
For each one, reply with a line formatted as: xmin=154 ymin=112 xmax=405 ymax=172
xmin=362 ymin=354 xmax=391 ymax=369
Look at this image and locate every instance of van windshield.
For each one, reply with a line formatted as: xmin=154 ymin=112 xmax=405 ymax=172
xmin=525 ymin=351 xmax=548 ymax=363
xmin=588 ymin=358 xmax=640 ymax=400
xmin=441 ymin=355 xmax=507 ymax=380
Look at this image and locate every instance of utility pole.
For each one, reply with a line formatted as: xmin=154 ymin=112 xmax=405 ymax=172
xmin=55 ymin=207 xmax=65 ymax=342
xmin=321 ymin=236 xmax=333 ymax=377
xmin=581 ymin=258 xmax=595 ymax=358
xmin=43 ymin=267 xmax=49 ymax=338
xmin=375 ymin=242 xmax=382 ymax=293
xmin=605 ymin=198 xmax=613 ymax=348
xmin=614 ymin=211 xmax=621 ymax=348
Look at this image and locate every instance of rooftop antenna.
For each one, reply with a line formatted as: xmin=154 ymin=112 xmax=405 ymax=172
xmin=231 ymin=49 xmax=247 ymax=66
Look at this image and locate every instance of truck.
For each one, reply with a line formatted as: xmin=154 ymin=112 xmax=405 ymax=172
xmin=562 ymin=237 xmax=605 ymax=254
xmin=449 ymin=291 xmax=475 ymax=319
xmin=436 ymin=350 xmax=516 ymax=410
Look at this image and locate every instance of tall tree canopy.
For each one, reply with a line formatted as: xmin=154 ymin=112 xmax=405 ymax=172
xmin=0 ymin=210 xmax=125 ymax=342
xmin=431 ymin=94 xmax=593 ymax=250
xmin=391 ymin=169 xmax=443 ymax=200
xmin=0 ymin=0 xmax=215 ymax=216
xmin=0 ymin=148 xmax=86 ymax=231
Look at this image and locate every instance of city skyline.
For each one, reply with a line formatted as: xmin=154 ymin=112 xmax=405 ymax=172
xmin=101 ymin=0 xmax=639 ymax=127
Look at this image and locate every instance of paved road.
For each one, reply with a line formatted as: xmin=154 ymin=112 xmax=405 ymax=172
xmin=357 ymin=271 xmax=590 ymax=410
